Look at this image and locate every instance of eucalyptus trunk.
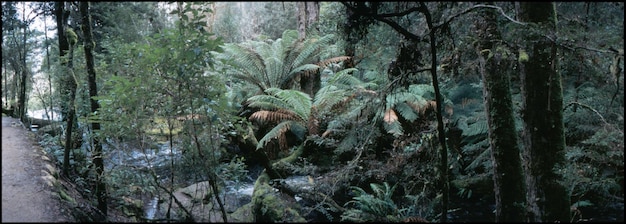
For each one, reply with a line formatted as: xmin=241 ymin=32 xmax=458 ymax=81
xmin=79 ymin=1 xmax=107 ymax=218
xmin=17 ymin=2 xmax=28 ymax=123
xmin=297 ymin=2 xmax=321 ymax=97
xmin=475 ymin=5 xmax=526 ymax=222
xmin=518 ymin=2 xmax=570 ymax=222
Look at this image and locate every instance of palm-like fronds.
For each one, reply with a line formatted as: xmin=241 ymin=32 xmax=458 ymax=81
xmin=341 ymin=182 xmax=404 ymax=222
xmin=382 ymin=84 xmax=436 ymax=137
xmin=218 ymin=30 xmax=348 ymax=97
xmin=247 ymin=88 xmax=312 ymax=150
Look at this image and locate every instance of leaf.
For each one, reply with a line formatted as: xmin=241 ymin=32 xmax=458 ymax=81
xmin=384 ymin=109 xmax=398 ymax=124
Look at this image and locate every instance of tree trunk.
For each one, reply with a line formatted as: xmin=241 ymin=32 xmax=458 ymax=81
xmin=80 ymin=1 xmax=107 ymax=218
xmin=297 ymin=2 xmax=321 ymax=97
xmin=419 ymin=3 xmax=449 ymax=222
xmin=474 ymin=4 xmax=527 ymax=222
xmin=56 ymin=1 xmax=79 ymax=177
xmin=518 ymin=2 xmax=570 ymax=222
xmin=296 ymin=2 xmax=319 ymax=41
xmin=17 ymin=2 xmax=28 ymax=123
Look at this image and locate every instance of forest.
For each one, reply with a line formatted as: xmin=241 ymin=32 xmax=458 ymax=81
xmin=1 ymin=2 xmax=623 ymax=222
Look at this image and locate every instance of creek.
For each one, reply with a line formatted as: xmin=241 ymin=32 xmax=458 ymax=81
xmin=102 ymin=139 xmax=314 ymax=222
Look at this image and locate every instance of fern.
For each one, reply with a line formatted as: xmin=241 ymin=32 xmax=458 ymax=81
xmin=247 ymin=88 xmax=312 ymax=150
xmin=378 ymin=84 xmax=436 ymax=136
xmin=341 ymin=182 xmax=406 ymax=222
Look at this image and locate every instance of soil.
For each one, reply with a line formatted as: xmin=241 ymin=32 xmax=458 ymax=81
xmin=2 ymin=115 xmax=71 ymax=222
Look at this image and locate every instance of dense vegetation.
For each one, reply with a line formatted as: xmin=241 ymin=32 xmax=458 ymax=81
xmin=2 ymin=2 xmax=623 ymax=222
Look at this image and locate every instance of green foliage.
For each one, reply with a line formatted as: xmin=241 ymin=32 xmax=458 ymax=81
xmin=382 ymin=84 xmax=436 ymax=137
xmin=247 ymin=87 xmax=312 ymax=150
xmin=341 ymin=182 xmax=411 ymax=222
xmin=562 ymin=126 xmax=624 ymax=209
xmin=65 ymin=28 xmax=78 ymax=46
xmin=217 ymin=29 xmax=345 ymax=100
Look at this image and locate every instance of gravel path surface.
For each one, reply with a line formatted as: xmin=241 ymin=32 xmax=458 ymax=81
xmin=2 ymin=116 xmax=69 ymax=222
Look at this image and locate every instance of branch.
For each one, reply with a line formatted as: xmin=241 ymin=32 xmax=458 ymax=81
xmin=435 ymin=3 xmax=526 ymax=30
xmin=564 ymin=101 xmax=609 ymax=126
xmin=341 ymin=1 xmax=423 ymax=42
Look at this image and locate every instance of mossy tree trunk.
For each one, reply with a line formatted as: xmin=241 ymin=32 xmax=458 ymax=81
xmin=79 ymin=1 xmax=107 ymax=219
xmin=518 ymin=2 xmax=570 ymax=222
xmin=474 ymin=4 xmax=526 ymax=222
xmin=55 ymin=1 xmax=80 ymax=177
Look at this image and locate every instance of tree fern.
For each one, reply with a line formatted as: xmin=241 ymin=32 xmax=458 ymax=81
xmin=247 ymin=88 xmax=312 ymax=150
xmin=341 ymin=182 xmax=406 ymax=222
xmin=381 ymin=84 xmax=437 ymax=136
xmin=218 ymin=29 xmax=349 ymax=99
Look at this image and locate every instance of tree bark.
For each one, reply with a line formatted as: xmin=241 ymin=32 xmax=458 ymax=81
xmin=518 ymin=2 xmax=570 ymax=222
xmin=474 ymin=4 xmax=527 ymax=222
xmin=17 ymin=2 xmax=28 ymax=123
xmin=79 ymin=1 xmax=107 ymax=218
xmin=55 ymin=1 xmax=79 ymax=177
xmin=297 ymin=2 xmax=321 ymax=97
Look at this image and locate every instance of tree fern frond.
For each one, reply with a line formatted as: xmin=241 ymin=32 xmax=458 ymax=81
xmin=317 ymin=56 xmax=352 ymax=68
xmin=289 ymin=34 xmax=335 ymax=71
xmin=249 ymin=110 xmax=298 ymax=124
xmin=246 ymin=94 xmax=291 ymax=111
xmin=257 ymin=120 xmax=300 ymax=149
xmin=384 ymin=109 xmax=399 ymax=124
xmin=327 ymin=68 xmax=366 ymax=88
xmin=384 ymin=119 xmax=404 ymax=137
xmin=224 ymin=44 xmax=266 ymax=77
xmin=395 ymin=103 xmax=419 ymax=122
xmin=462 ymin=119 xmax=489 ymax=137
xmin=289 ymin=64 xmax=321 ymax=77
xmin=314 ymin=85 xmax=352 ymax=113
xmin=268 ymin=88 xmax=311 ymax=121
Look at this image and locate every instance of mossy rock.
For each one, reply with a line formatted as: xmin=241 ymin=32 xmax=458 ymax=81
xmin=252 ymin=176 xmax=306 ymax=222
xmin=229 ymin=202 xmax=254 ymax=222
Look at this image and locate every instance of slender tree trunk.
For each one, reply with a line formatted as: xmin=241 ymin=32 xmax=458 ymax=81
xmin=17 ymin=2 xmax=28 ymax=123
xmin=56 ymin=1 xmax=78 ymax=177
xmin=419 ymin=3 xmax=449 ymax=222
xmin=474 ymin=4 xmax=527 ymax=222
xmin=79 ymin=1 xmax=107 ymax=218
xmin=44 ymin=12 xmax=54 ymax=121
xmin=518 ymin=2 xmax=570 ymax=222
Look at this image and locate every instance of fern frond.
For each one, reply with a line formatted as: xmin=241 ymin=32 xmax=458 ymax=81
xmin=257 ymin=120 xmax=300 ymax=149
xmin=384 ymin=109 xmax=399 ymax=124
xmin=317 ymin=56 xmax=352 ymax=68
xmin=292 ymin=34 xmax=335 ymax=67
xmin=249 ymin=110 xmax=298 ymax=124
xmin=246 ymin=94 xmax=291 ymax=111
xmin=267 ymin=88 xmax=311 ymax=121
xmin=384 ymin=119 xmax=404 ymax=137
xmin=395 ymin=103 xmax=419 ymax=122
xmin=462 ymin=119 xmax=489 ymax=137
xmin=314 ymin=85 xmax=352 ymax=113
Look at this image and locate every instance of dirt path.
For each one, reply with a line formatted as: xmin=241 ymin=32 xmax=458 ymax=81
xmin=2 ymin=115 xmax=70 ymax=222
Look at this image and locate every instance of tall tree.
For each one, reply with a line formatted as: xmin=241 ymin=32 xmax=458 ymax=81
xmin=518 ymin=2 xmax=570 ymax=222
xmin=12 ymin=2 xmax=36 ymax=122
xmin=474 ymin=3 xmax=526 ymax=222
xmin=296 ymin=2 xmax=319 ymax=41
xmin=296 ymin=2 xmax=321 ymax=97
xmin=55 ymin=1 xmax=79 ymax=176
xmin=79 ymin=1 xmax=107 ymax=218
xmin=2 ymin=1 xmax=20 ymax=112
